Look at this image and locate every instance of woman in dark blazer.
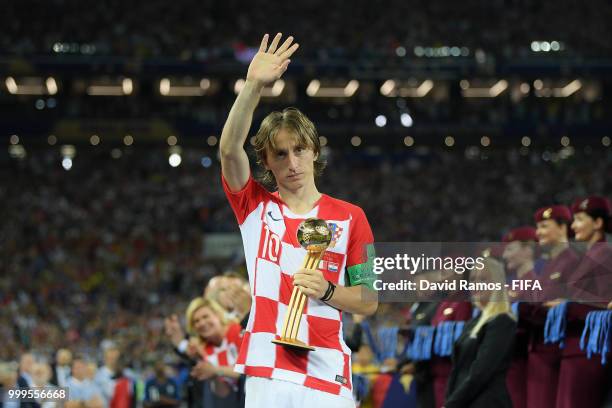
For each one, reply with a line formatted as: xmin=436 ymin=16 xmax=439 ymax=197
xmin=444 ymin=258 xmax=517 ymax=408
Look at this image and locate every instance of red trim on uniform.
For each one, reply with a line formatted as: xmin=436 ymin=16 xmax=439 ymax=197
xmin=304 ymin=376 xmax=342 ymax=395
xmin=243 ymin=366 xmax=274 ymax=378
xmin=343 ymin=353 xmax=352 ymax=389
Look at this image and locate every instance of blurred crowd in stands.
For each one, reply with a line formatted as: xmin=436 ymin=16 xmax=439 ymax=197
xmin=2 ymin=0 xmax=611 ymax=59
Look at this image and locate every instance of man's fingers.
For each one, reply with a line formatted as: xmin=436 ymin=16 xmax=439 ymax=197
xmin=259 ymin=34 xmax=269 ymax=52
xmin=267 ymin=33 xmax=282 ymax=53
xmin=298 ymin=287 xmax=317 ymax=297
xmin=293 ymin=273 xmax=318 ymax=284
xmin=279 ymin=43 xmax=299 ymax=60
xmin=275 ymin=36 xmax=294 ymax=55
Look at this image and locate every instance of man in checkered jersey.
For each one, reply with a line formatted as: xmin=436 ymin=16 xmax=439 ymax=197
xmin=219 ymin=33 xmax=378 ymax=408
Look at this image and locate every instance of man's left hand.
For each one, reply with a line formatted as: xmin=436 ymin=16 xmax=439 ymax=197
xmin=293 ymin=268 xmax=328 ymax=299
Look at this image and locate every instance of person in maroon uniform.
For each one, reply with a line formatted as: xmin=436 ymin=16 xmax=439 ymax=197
xmin=502 ymin=226 xmax=539 ymax=289
xmin=501 ymin=226 xmax=538 ymax=408
xmin=526 ymin=205 xmax=579 ymax=408
xmin=569 ymin=196 xmax=612 ymax=302
xmin=550 ymin=196 xmax=612 ymax=408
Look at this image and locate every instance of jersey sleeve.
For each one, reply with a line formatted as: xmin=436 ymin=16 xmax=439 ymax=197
xmin=221 ymin=173 xmax=269 ymax=224
xmin=346 ymin=207 xmax=376 ymax=289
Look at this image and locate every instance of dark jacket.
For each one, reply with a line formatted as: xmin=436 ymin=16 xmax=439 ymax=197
xmin=445 ymin=313 xmax=516 ymax=408
xmin=16 ymin=375 xmax=40 ymax=408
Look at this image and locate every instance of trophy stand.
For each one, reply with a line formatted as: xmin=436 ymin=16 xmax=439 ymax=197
xmin=272 ymin=218 xmax=331 ymax=351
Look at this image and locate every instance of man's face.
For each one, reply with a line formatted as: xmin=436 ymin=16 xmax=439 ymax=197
xmin=263 ymin=128 xmax=317 ymax=191
xmin=536 ymin=219 xmax=566 ymax=245
xmin=571 ymin=212 xmax=600 ymax=242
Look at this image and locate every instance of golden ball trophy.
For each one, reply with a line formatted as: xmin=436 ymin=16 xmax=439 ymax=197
xmin=272 ymin=218 xmax=332 ymax=351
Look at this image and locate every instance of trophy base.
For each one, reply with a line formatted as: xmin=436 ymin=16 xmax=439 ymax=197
xmin=272 ymin=338 xmax=315 ymax=351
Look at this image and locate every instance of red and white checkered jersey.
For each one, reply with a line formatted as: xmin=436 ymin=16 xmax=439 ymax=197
xmin=222 ymin=175 xmax=374 ymax=400
xmin=202 ymin=322 xmax=243 ymax=368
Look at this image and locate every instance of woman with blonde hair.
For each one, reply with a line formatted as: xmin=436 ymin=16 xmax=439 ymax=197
xmin=165 ymin=296 xmax=243 ymax=406
xmin=444 ymin=257 xmax=517 ymax=408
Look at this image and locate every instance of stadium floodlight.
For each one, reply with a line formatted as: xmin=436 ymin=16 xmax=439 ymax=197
xmin=169 ymin=153 xmax=182 ymax=167
xmin=61 ymin=157 xmax=73 ymax=171
xmin=380 ymin=79 xmax=433 ymax=97
xmin=207 ymin=136 xmax=218 ymax=146
xmin=86 ymin=77 xmax=134 ymax=96
xmin=234 ymin=79 xmax=285 ymax=97
xmin=167 ymin=135 xmax=178 ymax=146
xmin=60 ymin=145 xmax=76 ymax=158
xmin=5 ymin=76 xmax=58 ymax=95
xmin=400 ymin=113 xmax=413 ymax=127
xmin=521 ymin=136 xmax=531 ymax=147
xmin=380 ymin=80 xmax=396 ymax=96
xmin=561 ymin=136 xmax=570 ymax=147
xmin=122 ymin=79 xmax=133 ymax=95
xmin=306 ymin=79 xmax=359 ymax=98
xmin=375 ymin=115 xmax=387 ymax=127
xmin=8 ymin=144 xmax=26 ymax=159
xmin=533 ymin=79 xmax=583 ymax=98
xmin=461 ymin=79 xmax=508 ymax=98
xmin=553 ymin=80 xmax=582 ymax=97
xmin=46 ymin=77 xmax=58 ymax=95
xmin=160 ymin=78 xmax=213 ymax=96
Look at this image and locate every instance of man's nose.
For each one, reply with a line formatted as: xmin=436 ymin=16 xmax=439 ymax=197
xmin=287 ymin=152 xmax=299 ymax=170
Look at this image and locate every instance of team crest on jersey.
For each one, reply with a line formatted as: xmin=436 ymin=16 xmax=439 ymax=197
xmin=327 ymin=222 xmax=344 ymax=248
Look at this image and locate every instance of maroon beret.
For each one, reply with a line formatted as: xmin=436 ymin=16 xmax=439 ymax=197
xmin=570 ymin=196 xmax=611 ymax=216
xmin=534 ymin=205 xmax=572 ymax=223
xmin=502 ymin=226 xmax=538 ymax=243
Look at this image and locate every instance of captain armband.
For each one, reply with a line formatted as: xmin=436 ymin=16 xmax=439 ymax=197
xmin=346 ymin=244 xmax=376 ymax=290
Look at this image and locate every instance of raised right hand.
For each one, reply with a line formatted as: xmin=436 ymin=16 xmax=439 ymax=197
xmin=246 ymin=33 xmax=299 ymax=85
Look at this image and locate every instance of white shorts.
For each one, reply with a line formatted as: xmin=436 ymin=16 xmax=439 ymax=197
xmin=245 ymin=376 xmax=355 ymax=408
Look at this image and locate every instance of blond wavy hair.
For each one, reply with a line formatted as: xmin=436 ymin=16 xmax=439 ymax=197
xmin=470 ymin=257 xmax=515 ymax=337
xmin=185 ymin=297 xmax=228 ymax=336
